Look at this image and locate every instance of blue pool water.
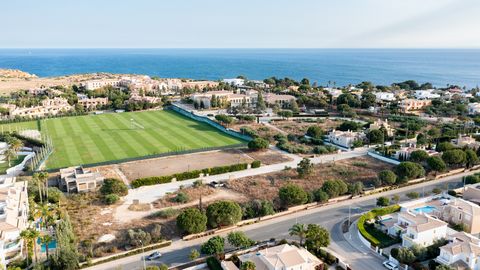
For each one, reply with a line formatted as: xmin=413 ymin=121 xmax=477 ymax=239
xmin=413 ymin=206 xmax=437 ymax=214
xmin=37 ymin=238 xmax=57 ymax=252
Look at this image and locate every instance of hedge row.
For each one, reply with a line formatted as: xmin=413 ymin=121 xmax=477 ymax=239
xmin=357 ymin=205 xmax=400 ymax=247
xmin=131 ymin=161 xmax=259 ymax=188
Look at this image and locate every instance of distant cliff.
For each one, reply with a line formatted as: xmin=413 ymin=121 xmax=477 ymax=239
xmin=0 ymin=68 xmax=37 ymax=79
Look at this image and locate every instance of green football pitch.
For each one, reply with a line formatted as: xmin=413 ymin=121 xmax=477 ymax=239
xmin=0 ymin=110 xmax=245 ymax=169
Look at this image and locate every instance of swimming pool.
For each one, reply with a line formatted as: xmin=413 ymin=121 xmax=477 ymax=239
xmin=37 ymin=238 xmax=57 ymax=252
xmin=413 ymin=206 xmax=437 ymax=214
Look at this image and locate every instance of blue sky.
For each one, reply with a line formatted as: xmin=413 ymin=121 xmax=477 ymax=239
xmin=1 ymin=0 xmax=479 ymax=48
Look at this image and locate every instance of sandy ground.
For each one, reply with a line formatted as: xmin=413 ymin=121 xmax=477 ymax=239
xmin=0 ymin=77 xmax=75 ymax=94
xmin=118 ymin=149 xmax=253 ymax=181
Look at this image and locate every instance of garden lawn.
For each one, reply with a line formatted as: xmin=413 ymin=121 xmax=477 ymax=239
xmin=0 ymin=155 xmax=26 ymax=174
xmin=0 ymin=110 xmax=245 ymax=169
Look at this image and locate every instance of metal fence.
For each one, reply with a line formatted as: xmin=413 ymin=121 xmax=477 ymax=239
xmin=169 ymin=105 xmax=252 ymax=142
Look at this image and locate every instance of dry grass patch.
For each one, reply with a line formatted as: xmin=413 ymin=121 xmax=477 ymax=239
xmin=153 ymin=186 xmax=216 ymax=209
xmin=227 ymin=156 xmax=393 ymax=202
xmin=127 ymin=203 xmax=152 ymax=211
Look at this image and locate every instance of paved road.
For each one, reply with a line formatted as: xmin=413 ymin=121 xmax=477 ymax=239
xmin=87 ymin=170 xmax=471 ymax=270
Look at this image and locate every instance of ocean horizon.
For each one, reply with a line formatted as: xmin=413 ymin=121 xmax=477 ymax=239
xmin=1 ymin=48 xmax=479 ymax=88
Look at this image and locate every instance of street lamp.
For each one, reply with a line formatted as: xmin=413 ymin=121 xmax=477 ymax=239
xmin=140 ymin=240 xmax=146 ymax=270
xmin=348 ymin=205 xmax=361 ymax=227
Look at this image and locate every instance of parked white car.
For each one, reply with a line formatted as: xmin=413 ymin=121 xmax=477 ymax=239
xmin=383 ymin=260 xmax=398 ymax=270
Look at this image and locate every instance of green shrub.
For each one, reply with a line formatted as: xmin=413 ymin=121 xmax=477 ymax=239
xmin=149 ymin=208 xmax=180 ymax=219
xmin=279 ymin=184 xmax=308 ymax=207
xmin=100 ymin=178 xmax=128 ymax=196
xmin=201 ymin=236 xmax=225 ymax=255
xmin=171 ymin=192 xmax=189 ymax=203
xmin=206 ymin=257 xmax=222 ymax=270
xmin=251 ymin=160 xmax=261 ymax=168
xmin=104 ymin=194 xmax=120 ymax=205
xmin=177 ymin=208 xmax=207 ymax=234
xmin=248 ymin=138 xmax=269 ymax=151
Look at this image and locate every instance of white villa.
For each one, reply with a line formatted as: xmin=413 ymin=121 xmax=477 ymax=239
xmin=388 ymin=211 xmax=448 ymax=247
xmin=222 ymin=78 xmax=245 ymax=87
xmin=469 ymin=103 xmax=480 ymax=115
xmin=221 ymin=244 xmax=323 ymax=270
xmin=451 ymin=135 xmax=480 ymax=149
xmin=414 ymin=90 xmax=440 ymax=100
xmin=369 ymin=119 xmax=394 ymax=137
xmin=436 ymin=232 xmax=480 ymax=270
xmin=327 ymin=130 xmax=364 ymax=149
xmin=374 ymin=92 xmax=396 ymax=102
xmin=394 ymin=146 xmax=438 ymax=161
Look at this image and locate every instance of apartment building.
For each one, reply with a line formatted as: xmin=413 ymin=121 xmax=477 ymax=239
xmin=191 ymin=90 xmax=259 ymax=108
xmin=84 ymin=79 xmax=121 ymax=90
xmin=182 ymin=80 xmax=219 ymax=90
xmin=1 ymin=97 xmax=73 ymax=119
xmin=263 ymin=93 xmax=296 ymax=108
xmin=399 ymin=99 xmax=432 ymax=113
xmin=59 ymin=166 xmax=104 ymax=193
xmin=129 ymin=94 xmax=161 ymax=104
xmin=436 ymin=232 xmax=480 ymax=270
xmin=77 ymin=97 xmax=108 ymax=110
xmin=327 ymin=130 xmax=364 ymax=149
xmin=0 ymin=178 xmax=29 ymax=265
xmin=221 ymin=244 xmax=323 ymax=270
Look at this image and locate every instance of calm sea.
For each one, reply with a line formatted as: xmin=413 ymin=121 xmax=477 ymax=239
xmin=0 ymin=49 xmax=479 ymax=88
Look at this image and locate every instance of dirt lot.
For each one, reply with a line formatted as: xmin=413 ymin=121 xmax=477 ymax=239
xmin=270 ymin=118 xmax=343 ymax=136
xmin=152 ymin=186 xmax=247 ymax=209
xmin=92 ymin=148 xmax=291 ymax=182
xmin=65 ymin=191 xmax=179 ymax=258
xmin=66 ymin=185 xmax=248 ymax=258
xmin=227 ymin=156 xmax=393 ymax=203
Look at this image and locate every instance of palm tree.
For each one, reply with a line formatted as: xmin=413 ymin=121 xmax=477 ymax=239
xmin=32 ymin=173 xmax=43 ymax=204
xmin=289 ymin=223 xmax=307 ymax=245
xmin=4 ymin=148 xmax=16 ymax=167
xmin=37 ymin=172 xmax=49 ymax=201
xmin=20 ymin=230 xmax=32 ymax=266
xmin=39 ymin=234 xmax=53 ymax=258
xmin=20 ymin=228 xmax=39 ymax=265
xmin=33 ymin=203 xmax=58 ymax=230
xmin=9 ymin=138 xmax=23 ymax=153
